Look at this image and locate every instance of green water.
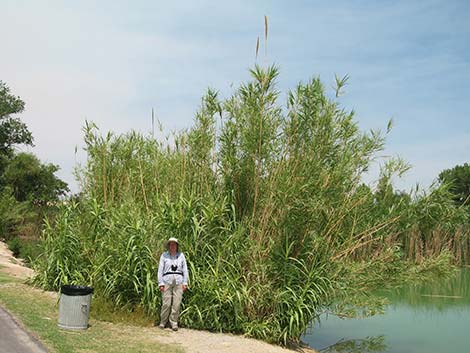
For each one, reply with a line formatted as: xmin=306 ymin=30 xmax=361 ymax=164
xmin=303 ymin=269 xmax=470 ymax=353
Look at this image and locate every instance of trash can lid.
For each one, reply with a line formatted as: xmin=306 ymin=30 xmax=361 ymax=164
xmin=61 ymin=285 xmax=94 ymax=296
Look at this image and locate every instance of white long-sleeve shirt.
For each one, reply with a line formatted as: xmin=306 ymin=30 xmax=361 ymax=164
xmin=157 ymin=251 xmax=189 ymax=286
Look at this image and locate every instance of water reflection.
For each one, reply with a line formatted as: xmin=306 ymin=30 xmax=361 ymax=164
xmin=304 ymin=269 xmax=470 ymax=353
xmin=319 ymin=336 xmax=387 ymax=353
xmin=385 ymin=269 xmax=470 ymax=310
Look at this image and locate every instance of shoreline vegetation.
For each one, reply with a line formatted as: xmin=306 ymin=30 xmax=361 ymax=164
xmin=29 ymin=66 xmax=469 ymax=346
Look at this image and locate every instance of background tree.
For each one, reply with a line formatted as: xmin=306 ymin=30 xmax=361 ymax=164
xmin=0 ymin=81 xmax=33 ymax=157
xmin=0 ymin=81 xmax=68 ymax=263
xmin=439 ymin=163 xmax=470 ymax=206
xmin=3 ymin=152 xmax=69 ymax=202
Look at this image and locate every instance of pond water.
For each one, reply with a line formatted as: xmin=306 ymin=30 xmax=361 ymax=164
xmin=303 ymin=269 xmax=470 ymax=353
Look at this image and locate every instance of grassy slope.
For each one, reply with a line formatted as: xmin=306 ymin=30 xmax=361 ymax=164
xmin=0 ymin=272 xmax=184 ymax=353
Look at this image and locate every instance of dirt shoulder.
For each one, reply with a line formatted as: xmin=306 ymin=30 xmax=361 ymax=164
xmin=0 ymin=241 xmax=316 ymax=353
xmin=0 ymin=241 xmax=34 ymax=279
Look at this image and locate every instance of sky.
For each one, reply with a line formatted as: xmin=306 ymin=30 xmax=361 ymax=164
xmin=1 ymin=0 xmax=469 ymax=193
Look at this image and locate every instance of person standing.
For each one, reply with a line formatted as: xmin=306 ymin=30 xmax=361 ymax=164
xmin=157 ymin=237 xmax=189 ymax=331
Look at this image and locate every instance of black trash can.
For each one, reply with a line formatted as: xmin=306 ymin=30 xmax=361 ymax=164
xmin=58 ymin=285 xmax=94 ymax=330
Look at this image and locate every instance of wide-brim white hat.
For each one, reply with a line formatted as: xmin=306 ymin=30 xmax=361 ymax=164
xmin=167 ymin=237 xmax=179 ymax=245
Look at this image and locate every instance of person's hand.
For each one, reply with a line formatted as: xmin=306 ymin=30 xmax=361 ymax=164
xmin=182 ymin=285 xmax=187 ymax=292
xmin=159 ymin=285 xmax=165 ymax=292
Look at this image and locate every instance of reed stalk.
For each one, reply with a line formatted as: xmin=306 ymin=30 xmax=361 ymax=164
xmin=33 ymin=66 xmax=468 ymax=345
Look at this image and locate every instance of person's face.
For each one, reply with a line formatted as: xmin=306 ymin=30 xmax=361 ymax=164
xmin=168 ymin=242 xmax=178 ymax=254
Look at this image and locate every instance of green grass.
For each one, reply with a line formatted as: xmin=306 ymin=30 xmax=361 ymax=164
xmin=0 ymin=268 xmax=22 ymax=284
xmin=0 ymin=273 xmax=184 ymax=353
xmin=91 ymin=296 xmax=156 ymax=327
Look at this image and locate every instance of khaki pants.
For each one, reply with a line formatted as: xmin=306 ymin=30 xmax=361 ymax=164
xmin=160 ymin=283 xmax=183 ymax=328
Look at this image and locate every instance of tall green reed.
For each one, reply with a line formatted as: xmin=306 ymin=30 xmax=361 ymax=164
xmin=33 ymin=66 xmax=468 ymax=344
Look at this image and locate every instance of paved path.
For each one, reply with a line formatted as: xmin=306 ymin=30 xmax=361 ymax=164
xmin=0 ymin=306 xmax=48 ymax=353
